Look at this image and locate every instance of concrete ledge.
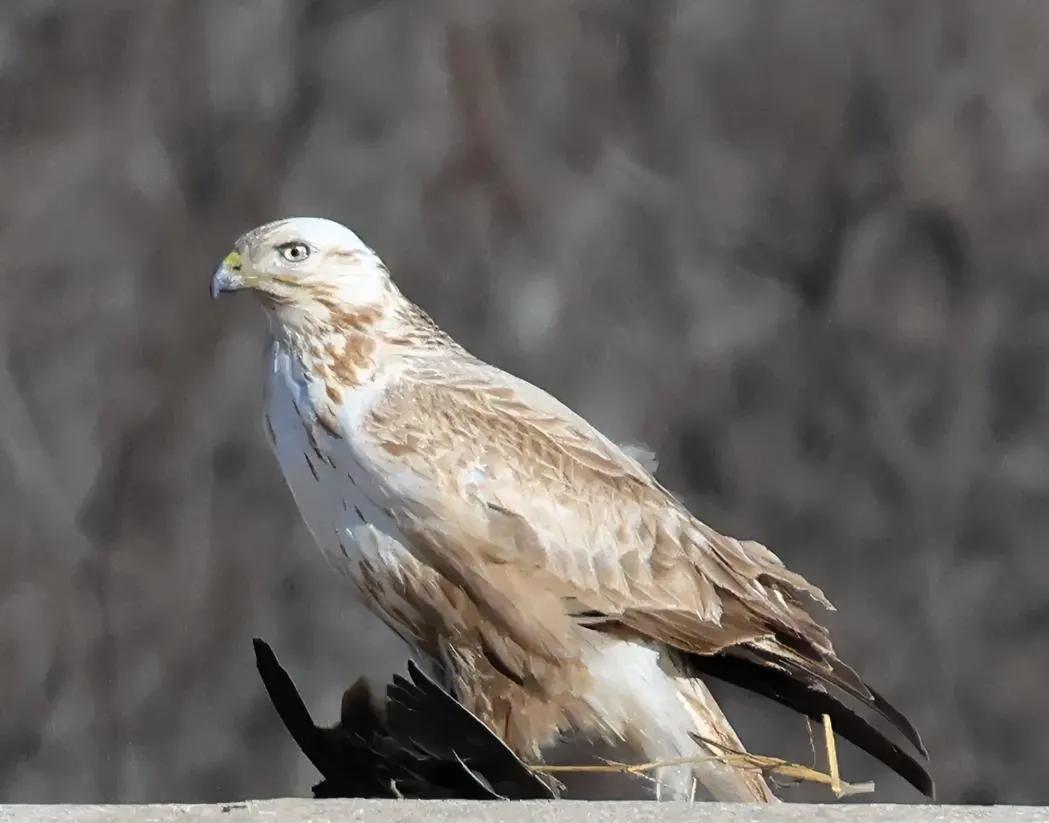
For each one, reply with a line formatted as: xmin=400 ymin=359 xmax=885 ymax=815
xmin=0 ymin=800 xmax=1039 ymax=823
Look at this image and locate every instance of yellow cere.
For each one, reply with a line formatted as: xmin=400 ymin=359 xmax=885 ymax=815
xmin=223 ymin=251 xmax=243 ymax=271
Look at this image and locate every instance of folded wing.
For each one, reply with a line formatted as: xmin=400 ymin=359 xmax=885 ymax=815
xmin=356 ymin=360 xmax=932 ymax=796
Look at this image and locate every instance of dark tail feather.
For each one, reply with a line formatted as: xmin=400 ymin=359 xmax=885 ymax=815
xmin=254 ymin=637 xmax=392 ymax=798
xmin=252 ymin=638 xmax=331 ymax=777
xmin=867 ymin=683 xmax=928 ymax=759
xmin=748 ymin=643 xmax=929 ymax=760
xmin=684 ymin=651 xmax=935 ymax=799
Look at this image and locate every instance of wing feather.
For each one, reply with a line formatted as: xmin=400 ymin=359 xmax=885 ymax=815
xmin=361 ymin=360 xmax=828 ymax=648
xmin=351 ymin=357 xmax=929 ymax=791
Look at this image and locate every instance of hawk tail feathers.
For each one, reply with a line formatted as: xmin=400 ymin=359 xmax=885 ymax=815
xmin=680 ymin=649 xmax=935 ymax=798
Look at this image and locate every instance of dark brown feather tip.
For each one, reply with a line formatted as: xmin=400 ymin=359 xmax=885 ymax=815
xmin=684 ymin=652 xmax=935 ymax=798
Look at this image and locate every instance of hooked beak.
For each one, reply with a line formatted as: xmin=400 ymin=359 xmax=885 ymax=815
xmin=211 ymin=251 xmax=246 ymax=299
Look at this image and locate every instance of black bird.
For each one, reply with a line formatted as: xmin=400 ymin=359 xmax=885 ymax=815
xmin=252 ymin=638 xmax=556 ymax=799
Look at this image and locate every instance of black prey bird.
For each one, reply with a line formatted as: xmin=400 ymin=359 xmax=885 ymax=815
xmin=252 ymin=638 xmax=556 ymax=799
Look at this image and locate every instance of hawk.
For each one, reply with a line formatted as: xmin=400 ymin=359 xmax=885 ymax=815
xmin=212 ymin=217 xmax=932 ymax=801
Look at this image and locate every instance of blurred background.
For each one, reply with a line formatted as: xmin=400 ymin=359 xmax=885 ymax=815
xmin=2 ymin=0 xmax=1048 ymax=806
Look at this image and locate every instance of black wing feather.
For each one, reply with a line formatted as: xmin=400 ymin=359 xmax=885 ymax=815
xmin=386 ymin=661 xmax=555 ymax=799
xmin=252 ymin=638 xmax=555 ymax=800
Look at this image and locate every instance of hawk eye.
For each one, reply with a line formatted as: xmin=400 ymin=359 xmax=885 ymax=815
xmin=277 ymin=242 xmax=310 ymax=263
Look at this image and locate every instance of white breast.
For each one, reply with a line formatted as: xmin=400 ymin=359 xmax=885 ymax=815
xmin=264 ymin=341 xmax=418 ymax=682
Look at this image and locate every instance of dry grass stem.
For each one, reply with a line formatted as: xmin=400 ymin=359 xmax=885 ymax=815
xmin=527 ymin=721 xmax=874 ymax=800
xmin=823 ymin=713 xmax=843 ymax=798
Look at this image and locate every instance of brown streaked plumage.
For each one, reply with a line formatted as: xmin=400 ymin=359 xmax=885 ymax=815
xmin=212 ymin=217 xmax=933 ymax=802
